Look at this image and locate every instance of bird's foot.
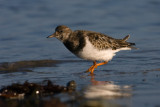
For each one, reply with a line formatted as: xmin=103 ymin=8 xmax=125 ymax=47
xmin=86 ymin=61 xmax=108 ymax=75
xmin=86 ymin=61 xmax=97 ymax=73
xmin=86 ymin=65 xmax=97 ymax=74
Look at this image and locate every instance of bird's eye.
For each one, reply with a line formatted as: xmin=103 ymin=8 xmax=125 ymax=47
xmin=59 ymin=30 xmax=63 ymax=33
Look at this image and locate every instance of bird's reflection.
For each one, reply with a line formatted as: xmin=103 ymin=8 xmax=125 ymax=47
xmin=84 ymin=75 xmax=132 ymax=99
xmin=90 ymin=75 xmax=112 ymax=85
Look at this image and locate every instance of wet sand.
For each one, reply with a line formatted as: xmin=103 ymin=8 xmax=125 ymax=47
xmin=0 ymin=60 xmax=160 ymax=107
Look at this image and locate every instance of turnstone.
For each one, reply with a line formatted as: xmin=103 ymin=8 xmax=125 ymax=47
xmin=47 ymin=25 xmax=136 ymax=75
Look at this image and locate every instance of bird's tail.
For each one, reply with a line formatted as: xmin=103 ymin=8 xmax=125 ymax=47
xmin=122 ymin=35 xmax=130 ymax=41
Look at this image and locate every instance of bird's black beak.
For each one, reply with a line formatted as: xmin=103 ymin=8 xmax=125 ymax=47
xmin=47 ymin=33 xmax=55 ymax=38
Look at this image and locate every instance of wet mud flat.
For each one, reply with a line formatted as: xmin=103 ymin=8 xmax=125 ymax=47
xmin=0 ymin=59 xmax=160 ymax=107
xmin=0 ymin=60 xmax=134 ymax=107
xmin=0 ymin=60 xmax=60 ymax=73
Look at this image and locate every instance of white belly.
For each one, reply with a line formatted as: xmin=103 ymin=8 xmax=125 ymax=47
xmin=77 ymin=37 xmax=130 ymax=61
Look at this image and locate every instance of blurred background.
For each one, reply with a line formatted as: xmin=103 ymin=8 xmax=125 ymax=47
xmin=0 ymin=0 xmax=160 ymax=62
xmin=0 ymin=0 xmax=160 ymax=106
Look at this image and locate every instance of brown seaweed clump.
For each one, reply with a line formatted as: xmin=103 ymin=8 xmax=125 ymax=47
xmin=0 ymin=80 xmax=76 ymax=99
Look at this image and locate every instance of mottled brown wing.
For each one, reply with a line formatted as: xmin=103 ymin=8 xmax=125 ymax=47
xmin=87 ymin=32 xmax=121 ymax=50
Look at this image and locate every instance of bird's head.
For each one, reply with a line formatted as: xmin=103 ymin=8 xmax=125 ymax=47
xmin=47 ymin=25 xmax=72 ymax=42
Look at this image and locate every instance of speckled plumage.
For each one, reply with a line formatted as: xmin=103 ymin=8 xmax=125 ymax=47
xmin=47 ymin=25 xmax=136 ymax=74
xmin=47 ymin=25 xmax=135 ymax=54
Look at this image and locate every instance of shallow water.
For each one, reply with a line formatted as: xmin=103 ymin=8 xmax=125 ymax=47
xmin=0 ymin=0 xmax=160 ymax=106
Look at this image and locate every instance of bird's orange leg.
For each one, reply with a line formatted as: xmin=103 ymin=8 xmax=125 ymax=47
xmin=96 ymin=61 xmax=108 ymax=67
xmin=86 ymin=61 xmax=108 ymax=75
xmin=86 ymin=61 xmax=97 ymax=73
